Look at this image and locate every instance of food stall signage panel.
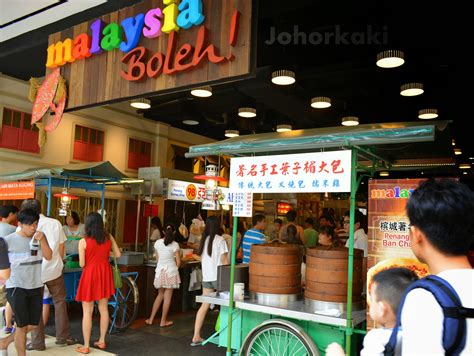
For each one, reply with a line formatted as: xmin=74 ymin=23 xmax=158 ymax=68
xmin=229 ymin=150 xmax=351 ymax=193
xmin=0 ymin=181 xmax=35 ymax=200
xmin=167 ymin=179 xmax=233 ymax=204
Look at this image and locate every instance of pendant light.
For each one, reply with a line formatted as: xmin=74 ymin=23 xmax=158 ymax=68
xmin=454 ymin=148 xmax=462 ymax=155
xmin=418 ymin=109 xmax=438 ymax=119
xmin=400 ymin=83 xmax=424 ymax=97
xmin=379 ymin=171 xmax=390 ymax=177
xmin=459 ymin=163 xmax=471 ymax=169
xmin=238 ymin=107 xmax=257 ymax=118
xmin=271 ymin=70 xmax=296 ymax=85
xmin=190 ymin=86 xmax=212 ymax=97
xmin=276 ymin=124 xmax=292 ymax=132
xmin=341 ymin=116 xmax=359 ymax=126
xmin=376 ymin=50 xmax=405 ymax=68
xmin=311 ymin=96 xmax=332 ymax=109
xmin=130 ymin=98 xmax=151 ymax=109
xmin=182 ymin=119 xmax=199 ymax=125
xmin=225 ymin=130 xmax=239 ymax=138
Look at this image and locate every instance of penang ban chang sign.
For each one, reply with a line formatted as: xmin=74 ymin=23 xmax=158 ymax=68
xmin=166 ymin=179 xmax=234 ymax=204
xmin=229 ymin=151 xmax=352 ymax=193
xmin=46 ymin=0 xmax=253 ymax=109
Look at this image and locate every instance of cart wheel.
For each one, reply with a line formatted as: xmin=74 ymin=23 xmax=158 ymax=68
xmin=240 ymin=319 xmax=319 ymax=356
xmin=109 ymin=276 xmax=139 ymax=331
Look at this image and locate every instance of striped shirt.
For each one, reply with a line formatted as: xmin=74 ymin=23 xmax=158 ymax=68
xmin=242 ymin=228 xmax=265 ymax=264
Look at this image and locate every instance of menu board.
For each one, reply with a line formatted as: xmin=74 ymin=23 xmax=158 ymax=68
xmin=232 ymin=192 xmax=253 ymax=217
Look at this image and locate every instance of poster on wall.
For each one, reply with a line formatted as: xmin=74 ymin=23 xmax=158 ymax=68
xmin=366 ymin=178 xmax=430 ymax=328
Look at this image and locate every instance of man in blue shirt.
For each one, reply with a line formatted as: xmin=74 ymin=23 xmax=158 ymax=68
xmin=242 ymin=214 xmax=266 ymax=264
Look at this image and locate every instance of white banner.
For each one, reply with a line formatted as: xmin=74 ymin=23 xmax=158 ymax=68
xmin=166 ymin=179 xmax=234 ymax=204
xmin=229 ymin=151 xmax=352 ymax=193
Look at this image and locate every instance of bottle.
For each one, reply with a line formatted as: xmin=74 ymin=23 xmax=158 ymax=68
xmin=30 ymin=233 xmax=40 ymax=256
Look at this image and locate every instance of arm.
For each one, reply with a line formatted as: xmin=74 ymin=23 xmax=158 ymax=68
xmin=174 ymin=250 xmax=181 ymax=268
xmin=0 ymin=238 xmax=10 ymax=280
xmin=110 ymin=235 xmax=121 ymax=258
xmin=221 ymin=252 xmax=229 ymax=265
xmin=36 ymin=231 xmax=53 ymax=260
xmin=78 ymin=238 xmax=86 ymax=268
xmin=59 ymin=243 xmax=65 ymax=259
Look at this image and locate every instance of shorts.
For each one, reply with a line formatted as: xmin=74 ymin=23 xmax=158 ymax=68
xmin=6 ymin=287 xmax=43 ymax=328
xmin=202 ymin=280 xmax=218 ymax=290
xmin=43 ymin=286 xmax=53 ymax=305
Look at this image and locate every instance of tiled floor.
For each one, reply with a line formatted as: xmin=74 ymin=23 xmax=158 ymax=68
xmin=2 ymin=305 xmax=225 ymax=356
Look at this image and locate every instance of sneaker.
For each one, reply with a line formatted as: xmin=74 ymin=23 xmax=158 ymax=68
xmin=3 ymin=326 xmax=14 ymax=334
xmin=55 ymin=337 xmax=80 ymax=346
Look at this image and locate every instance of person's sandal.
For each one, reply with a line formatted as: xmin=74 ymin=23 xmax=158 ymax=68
xmin=26 ymin=342 xmax=46 ymax=351
xmin=56 ymin=336 xmax=80 ymax=346
xmin=93 ymin=341 xmax=107 ymax=350
xmin=76 ymin=346 xmax=90 ymax=354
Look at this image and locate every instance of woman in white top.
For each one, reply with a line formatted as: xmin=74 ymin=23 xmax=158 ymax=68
xmin=63 ymin=211 xmax=85 ymax=237
xmin=145 ymin=224 xmax=181 ymax=327
xmin=191 ymin=216 xmax=229 ymax=346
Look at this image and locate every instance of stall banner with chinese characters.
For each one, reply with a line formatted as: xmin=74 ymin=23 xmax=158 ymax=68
xmin=367 ymin=178 xmax=427 ymax=328
xmin=0 ymin=181 xmax=35 ymax=200
xmin=166 ymin=179 xmax=233 ymax=204
xmin=229 ymin=151 xmax=351 ymax=193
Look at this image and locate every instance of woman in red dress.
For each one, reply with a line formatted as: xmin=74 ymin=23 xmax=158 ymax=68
xmin=75 ymin=212 xmax=121 ymax=354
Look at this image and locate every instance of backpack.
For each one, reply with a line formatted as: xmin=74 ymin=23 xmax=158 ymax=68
xmin=384 ymin=275 xmax=474 ymax=356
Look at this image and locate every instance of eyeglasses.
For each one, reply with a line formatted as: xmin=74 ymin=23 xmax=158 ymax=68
xmin=343 ymin=220 xmax=350 ymax=224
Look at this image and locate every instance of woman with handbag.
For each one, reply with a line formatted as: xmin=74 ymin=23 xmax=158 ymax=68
xmin=145 ymin=223 xmax=181 ymax=327
xmin=75 ymin=212 xmax=121 ymax=354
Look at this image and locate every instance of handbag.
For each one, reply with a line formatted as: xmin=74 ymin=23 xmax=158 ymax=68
xmin=112 ymin=257 xmax=122 ymax=289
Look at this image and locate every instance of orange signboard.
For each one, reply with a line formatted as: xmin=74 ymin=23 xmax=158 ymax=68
xmin=0 ymin=181 xmax=35 ymax=200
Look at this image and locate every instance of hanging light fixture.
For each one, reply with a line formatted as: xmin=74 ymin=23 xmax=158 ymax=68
xmin=452 ymin=139 xmax=456 ymax=146
xmin=459 ymin=163 xmax=471 ymax=169
xmin=271 ymin=70 xmax=296 ymax=85
xmin=380 ymin=171 xmax=390 ymax=177
xmin=400 ymin=83 xmax=424 ymax=96
xmin=376 ymin=50 xmax=405 ymax=68
xmin=182 ymin=119 xmax=199 ymax=125
xmin=276 ymin=124 xmax=292 ymax=132
xmin=225 ymin=129 xmax=239 ymax=138
xmin=454 ymin=148 xmax=462 ymax=155
xmin=54 ymin=188 xmax=79 ymax=216
xmin=418 ymin=109 xmax=438 ymax=119
xmin=238 ymin=107 xmax=257 ymax=118
xmin=130 ymin=98 xmax=151 ymax=109
xmin=190 ymin=86 xmax=212 ymax=97
xmin=311 ymin=96 xmax=332 ymax=108
xmin=341 ymin=116 xmax=359 ymax=126
xmin=194 ymin=163 xmax=228 ymax=211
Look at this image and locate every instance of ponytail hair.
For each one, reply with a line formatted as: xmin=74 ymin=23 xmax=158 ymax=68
xmin=163 ymin=223 xmax=175 ymax=246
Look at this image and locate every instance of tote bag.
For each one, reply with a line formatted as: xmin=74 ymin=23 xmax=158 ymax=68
xmin=112 ymin=258 xmax=122 ymax=289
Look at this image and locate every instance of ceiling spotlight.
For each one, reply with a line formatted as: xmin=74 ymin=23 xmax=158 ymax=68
xmin=400 ymin=83 xmax=424 ymax=96
xmin=276 ymin=124 xmax=292 ymax=132
xmin=182 ymin=119 xmax=199 ymax=125
xmin=130 ymin=98 xmax=151 ymax=109
xmin=380 ymin=171 xmax=390 ymax=177
xmin=271 ymin=70 xmax=296 ymax=85
xmin=190 ymin=86 xmax=212 ymax=97
xmin=459 ymin=163 xmax=471 ymax=169
xmin=418 ymin=109 xmax=438 ymax=119
xmin=376 ymin=50 xmax=405 ymax=68
xmin=454 ymin=148 xmax=462 ymax=155
xmin=452 ymin=139 xmax=456 ymax=146
xmin=238 ymin=107 xmax=257 ymax=118
xmin=311 ymin=96 xmax=332 ymax=109
xmin=225 ymin=130 xmax=239 ymax=138
xmin=341 ymin=116 xmax=359 ymax=126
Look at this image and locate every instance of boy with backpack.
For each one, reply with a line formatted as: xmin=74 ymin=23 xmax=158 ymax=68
xmin=326 ymin=267 xmax=419 ymax=356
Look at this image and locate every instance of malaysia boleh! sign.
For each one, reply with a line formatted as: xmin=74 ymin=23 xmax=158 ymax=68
xmin=366 ymin=179 xmax=430 ymax=328
xmin=46 ymin=0 xmax=254 ymax=109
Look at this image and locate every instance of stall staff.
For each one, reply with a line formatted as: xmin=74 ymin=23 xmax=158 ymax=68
xmin=242 ymin=214 xmax=266 ymax=264
xmin=279 ymin=210 xmax=304 ymax=245
xmin=343 ymin=210 xmax=368 ymax=290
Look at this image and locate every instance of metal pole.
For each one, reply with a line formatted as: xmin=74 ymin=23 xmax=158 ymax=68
xmin=226 ymin=215 xmax=238 ymax=356
xmin=47 ymin=177 xmax=52 ymax=216
xmin=135 ymin=195 xmax=141 ymax=252
xmin=100 ymin=183 xmax=105 ymax=217
xmin=345 ymin=148 xmax=358 ymax=355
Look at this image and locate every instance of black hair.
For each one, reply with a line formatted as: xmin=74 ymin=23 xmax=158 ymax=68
xmin=406 ymin=178 xmax=474 ymax=255
xmin=163 ymin=223 xmax=175 ymax=246
xmin=305 ymin=217 xmax=314 ymax=226
xmin=236 ymin=220 xmax=247 ymax=236
xmin=151 ymin=217 xmax=164 ymax=238
xmin=286 ymin=210 xmax=297 ymax=222
xmin=274 ymin=218 xmax=283 ymax=225
xmin=17 ymin=209 xmax=39 ymax=225
xmin=284 ymin=225 xmax=302 ymax=245
xmin=319 ymin=225 xmax=335 ymax=238
xmin=372 ymin=267 xmax=419 ymax=314
xmin=319 ymin=213 xmax=335 ymax=226
xmin=0 ymin=204 xmax=19 ymax=218
xmin=344 ymin=209 xmax=367 ymax=232
xmin=252 ymin=214 xmax=265 ymax=227
xmin=85 ymin=212 xmax=107 ymax=245
xmin=198 ymin=215 xmax=219 ymax=257
xmin=21 ymin=199 xmax=41 ymax=215
xmin=69 ymin=211 xmax=80 ymax=225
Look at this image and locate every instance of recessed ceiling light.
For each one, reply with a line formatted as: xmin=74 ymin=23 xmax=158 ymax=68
xmin=418 ymin=109 xmax=438 ymax=119
xmin=271 ymin=70 xmax=296 ymax=85
xmin=376 ymin=50 xmax=405 ymax=68
xmin=459 ymin=163 xmax=471 ymax=169
xmin=454 ymin=148 xmax=462 ymax=155
xmin=238 ymin=107 xmax=257 ymax=118
xmin=341 ymin=116 xmax=359 ymax=126
xmin=400 ymin=83 xmax=424 ymax=96
xmin=276 ymin=124 xmax=292 ymax=132
xmin=130 ymin=98 xmax=151 ymax=109
xmin=225 ymin=130 xmax=239 ymax=138
xmin=182 ymin=119 xmax=199 ymax=125
xmin=380 ymin=171 xmax=389 ymax=177
xmin=311 ymin=96 xmax=331 ymax=109
xmin=190 ymin=86 xmax=212 ymax=97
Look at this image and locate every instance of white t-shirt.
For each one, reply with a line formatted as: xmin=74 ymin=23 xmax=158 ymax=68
xmin=360 ymin=328 xmax=394 ymax=356
xmin=401 ymin=269 xmax=474 ymax=355
xmin=150 ymin=229 xmax=162 ymax=242
xmin=201 ymin=234 xmax=228 ymax=282
xmin=154 ymin=239 xmax=179 ymax=278
xmin=345 ymin=228 xmax=368 ymax=257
